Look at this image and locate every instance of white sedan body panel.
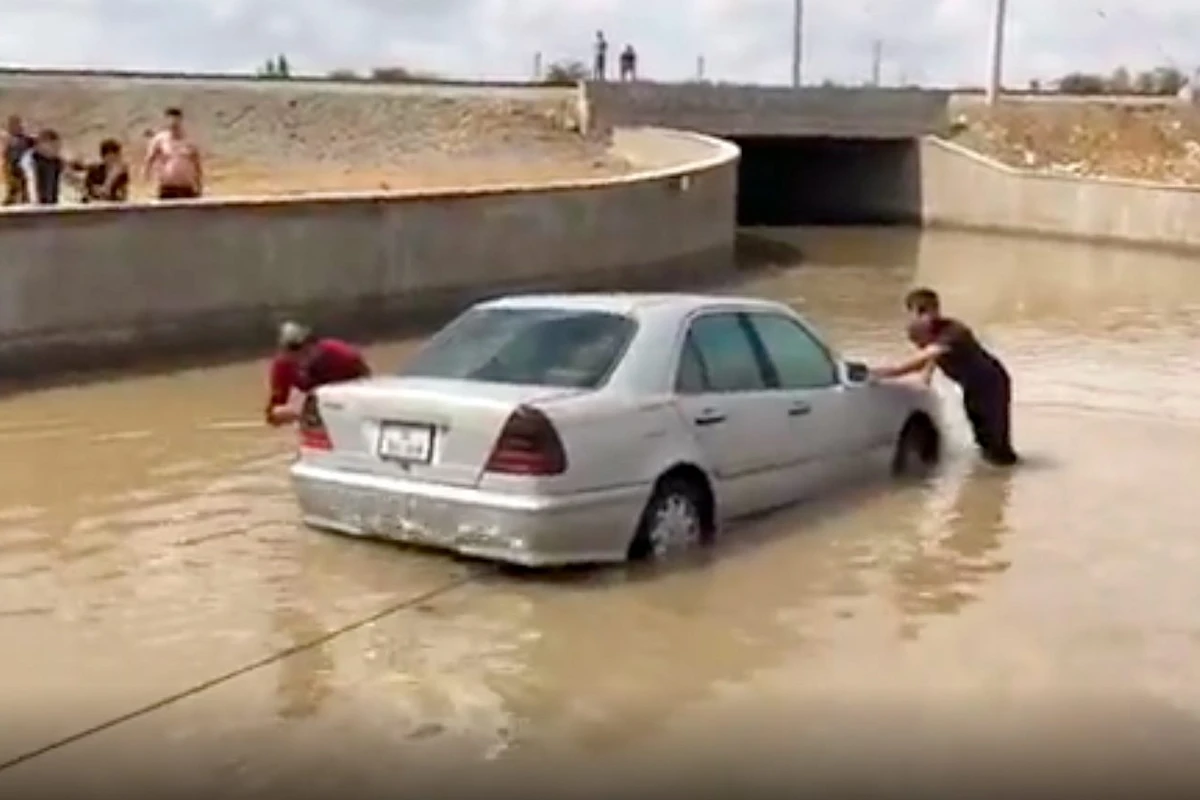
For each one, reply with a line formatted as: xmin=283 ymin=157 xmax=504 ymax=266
xmin=289 ymin=293 xmax=941 ymax=567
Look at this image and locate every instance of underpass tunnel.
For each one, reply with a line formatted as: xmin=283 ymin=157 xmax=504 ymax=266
xmin=731 ymin=136 xmax=923 ymax=227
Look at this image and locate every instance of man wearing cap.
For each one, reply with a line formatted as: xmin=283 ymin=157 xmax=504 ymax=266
xmin=265 ymin=322 xmax=371 ymax=426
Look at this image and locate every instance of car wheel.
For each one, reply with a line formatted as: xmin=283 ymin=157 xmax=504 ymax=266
xmin=628 ymin=477 xmax=707 ymax=562
xmin=892 ymin=416 xmax=939 ymax=478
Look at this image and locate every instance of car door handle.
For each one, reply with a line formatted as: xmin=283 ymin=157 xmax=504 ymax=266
xmin=693 ymin=410 xmax=726 ymax=426
xmin=787 ymin=402 xmax=811 ymax=417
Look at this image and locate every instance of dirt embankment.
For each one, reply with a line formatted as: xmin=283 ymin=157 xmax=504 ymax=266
xmin=947 ymin=100 xmax=1200 ymax=185
xmin=0 ymin=78 xmax=630 ymax=199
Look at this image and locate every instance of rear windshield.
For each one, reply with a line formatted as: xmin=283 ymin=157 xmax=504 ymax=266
xmin=399 ymin=307 xmax=636 ymax=389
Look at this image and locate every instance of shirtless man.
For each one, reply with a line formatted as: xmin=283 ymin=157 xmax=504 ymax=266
xmin=143 ymin=107 xmax=202 ymax=200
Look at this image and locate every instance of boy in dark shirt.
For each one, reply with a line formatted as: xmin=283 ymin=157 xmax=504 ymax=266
xmin=20 ymin=129 xmax=67 ymax=205
xmin=871 ymin=287 xmax=1019 ymax=466
xmin=70 ymin=139 xmax=130 ymax=203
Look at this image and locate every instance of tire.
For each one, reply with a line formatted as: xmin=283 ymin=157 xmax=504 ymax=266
xmin=892 ymin=416 xmax=939 ymax=478
xmin=627 ymin=476 xmax=708 ymax=562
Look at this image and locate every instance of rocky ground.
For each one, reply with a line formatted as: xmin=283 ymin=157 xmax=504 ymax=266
xmin=947 ymin=99 xmax=1200 ymax=185
xmin=0 ymin=78 xmax=630 ymax=199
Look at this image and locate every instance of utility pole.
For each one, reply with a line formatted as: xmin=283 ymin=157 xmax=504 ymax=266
xmin=791 ymin=0 xmax=804 ymax=87
xmin=986 ymin=0 xmax=1008 ymax=104
xmin=870 ymin=39 xmax=883 ymax=86
xmin=696 ymin=55 xmax=706 ymax=82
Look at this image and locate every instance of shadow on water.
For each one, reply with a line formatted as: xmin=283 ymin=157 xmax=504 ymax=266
xmin=482 ymin=464 xmax=953 ymax=592
xmin=734 ymin=230 xmax=806 ymax=271
xmin=480 ymin=450 xmax=1023 ymax=638
xmin=743 ymin=225 xmax=924 ymax=270
xmin=422 ymin=460 xmax=1028 ymax=758
xmin=890 ymin=460 xmax=1016 ymax=640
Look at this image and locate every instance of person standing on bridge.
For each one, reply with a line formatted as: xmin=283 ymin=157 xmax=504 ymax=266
xmin=593 ymin=31 xmax=608 ymax=81
xmin=619 ymin=45 xmax=637 ymax=81
xmin=265 ymin=322 xmax=371 ymax=427
xmin=870 ymin=287 xmax=1020 ymax=467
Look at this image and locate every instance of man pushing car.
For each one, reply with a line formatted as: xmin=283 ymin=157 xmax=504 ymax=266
xmin=870 ymin=287 xmax=1019 ymax=467
xmin=264 ymin=321 xmax=371 ymax=427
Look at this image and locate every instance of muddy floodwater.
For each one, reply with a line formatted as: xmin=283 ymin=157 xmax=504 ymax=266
xmin=2 ymin=228 xmax=1200 ymax=796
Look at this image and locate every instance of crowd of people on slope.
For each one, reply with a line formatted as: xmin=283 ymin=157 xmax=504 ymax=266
xmin=2 ymin=106 xmax=203 ymax=208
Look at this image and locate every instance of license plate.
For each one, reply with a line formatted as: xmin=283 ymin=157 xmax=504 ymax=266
xmin=377 ymin=422 xmax=434 ymax=464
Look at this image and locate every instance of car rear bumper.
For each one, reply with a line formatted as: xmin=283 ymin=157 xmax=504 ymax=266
xmin=289 ymin=462 xmax=650 ymax=568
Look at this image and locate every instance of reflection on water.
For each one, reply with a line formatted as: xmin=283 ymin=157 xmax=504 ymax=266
xmin=891 ymin=462 xmax=1014 ymax=639
xmin=2 ymin=227 xmax=1200 ymax=789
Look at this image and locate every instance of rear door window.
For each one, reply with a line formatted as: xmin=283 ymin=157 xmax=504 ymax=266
xmin=675 ymin=333 xmax=710 ymax=394
xmin=401 ymin=307 xmax=636 ymax=389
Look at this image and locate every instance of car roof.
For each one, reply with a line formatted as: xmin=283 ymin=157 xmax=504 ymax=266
xmin=473 ymin=292 xmax=794 ymax=317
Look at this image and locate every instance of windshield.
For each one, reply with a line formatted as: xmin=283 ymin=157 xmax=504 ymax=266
xmin=400 ymin=307 xmax=636 ymax=389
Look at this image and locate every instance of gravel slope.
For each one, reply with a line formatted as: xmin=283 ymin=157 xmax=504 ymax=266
xmin=948 ymin=99 xmax=1200 ymax=185
xmin=0 ymin=75 xmax=629 ymax=199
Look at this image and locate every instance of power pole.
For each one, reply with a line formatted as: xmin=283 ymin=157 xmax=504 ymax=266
xmin=532 ymin=52 xmax=542 ymax=80
xmin=986 ymin=0 xmax=1008 ymax=104
xmin=696 ymin=55 xmax=706 ymax=82
xmin=791 ymin=0 xmax=804 ymax=87
xmin=870 ymin=39 xmax=883 ymax=86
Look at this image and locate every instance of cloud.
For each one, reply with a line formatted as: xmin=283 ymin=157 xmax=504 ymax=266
xmin=0 ymin=0 xmax=1197 ymax=86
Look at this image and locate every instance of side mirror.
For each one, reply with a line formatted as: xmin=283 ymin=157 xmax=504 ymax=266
xmin=842 ymin=360 xmax=870 ymax=385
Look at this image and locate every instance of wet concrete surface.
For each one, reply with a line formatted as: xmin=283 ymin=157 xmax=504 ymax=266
xmin=2 ymin=227 xmax=1200 ymax=796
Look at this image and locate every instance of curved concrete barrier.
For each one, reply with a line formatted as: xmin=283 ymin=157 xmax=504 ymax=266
xmin=0 ymin=127 xmax=739 ymax=379
xmin=920 ymin=137 xmax=1200 ymax=251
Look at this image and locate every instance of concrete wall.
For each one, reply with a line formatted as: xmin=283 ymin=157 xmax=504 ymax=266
xmin=920 ymin=138 xmax=1200 ymax=250
xmin=586 ymin=82 xmax=951 ymax=139
xmin=0 ymin=128 xmax=738 ymax=379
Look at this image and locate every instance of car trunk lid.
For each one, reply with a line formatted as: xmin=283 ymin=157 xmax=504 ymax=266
xmin=312 ymin=377 xmax=585 ymax=487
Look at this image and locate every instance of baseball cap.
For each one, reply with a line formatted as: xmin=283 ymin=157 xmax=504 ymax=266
xmin=278 ymin=321 xmax=312 ymax=350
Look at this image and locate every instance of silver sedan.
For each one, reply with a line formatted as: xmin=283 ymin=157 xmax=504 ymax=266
xmin=289 ymin=293 xmax=943 ymax=567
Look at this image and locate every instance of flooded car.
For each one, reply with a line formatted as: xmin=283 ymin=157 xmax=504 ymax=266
xmin=289 ymin=293 xmax=943 ymax=567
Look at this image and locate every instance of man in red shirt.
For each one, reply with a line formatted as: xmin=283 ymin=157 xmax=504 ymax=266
xmin=265 ymin=322 xmax=371 ymax=426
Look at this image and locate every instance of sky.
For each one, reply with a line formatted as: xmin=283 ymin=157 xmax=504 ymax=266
xmin=0 ymin=0 xmax=1197 ymax=87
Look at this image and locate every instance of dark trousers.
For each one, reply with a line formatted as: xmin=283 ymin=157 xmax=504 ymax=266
xmin=962 ymin=374 xmax=1019 ymax=466
xmin=158 ymin=184 xmax=199 ymax=200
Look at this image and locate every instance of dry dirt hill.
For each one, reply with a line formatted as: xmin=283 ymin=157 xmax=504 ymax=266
xmin=0 ymin=76 xmax=630 ymax=199
xmin=948 ymin=100 xmax=1200 ymax=185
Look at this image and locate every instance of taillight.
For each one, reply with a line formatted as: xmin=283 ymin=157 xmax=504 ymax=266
xmin=484 ymin=406 xmax=567 ymax=476
xmin=298 ymin=396 xmax=331 ymax=451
